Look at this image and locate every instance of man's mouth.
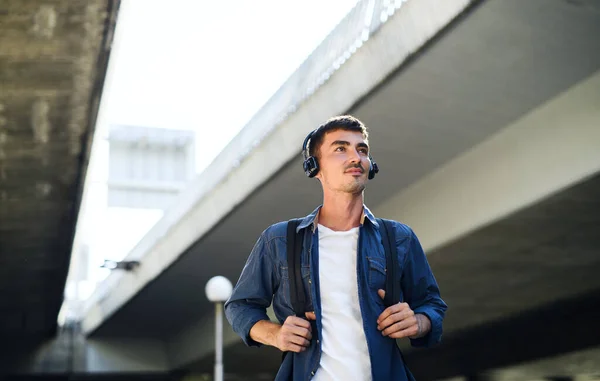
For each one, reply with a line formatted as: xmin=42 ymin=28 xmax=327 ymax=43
xmin=345 ymin=168 xmax=364 ymax=174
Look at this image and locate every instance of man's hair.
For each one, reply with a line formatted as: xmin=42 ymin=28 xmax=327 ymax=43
xmin=308 ymin=115 xmax=369 ymax=158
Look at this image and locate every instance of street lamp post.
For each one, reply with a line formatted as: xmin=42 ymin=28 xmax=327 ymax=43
xmin=205 ymin=275 xmax=233 ymax=381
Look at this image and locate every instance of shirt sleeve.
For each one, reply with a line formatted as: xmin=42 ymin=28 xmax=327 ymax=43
xmin=224 ymin=233 xmax=277 ymax=347
xmin=398 ymin=225 xmax=448 ymax=348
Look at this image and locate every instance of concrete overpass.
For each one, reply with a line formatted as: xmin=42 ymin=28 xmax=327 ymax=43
xmin=0 ymin=0 xmax=120 ymax=378
xmin=49 ymin=0 xmax=600 ymax=379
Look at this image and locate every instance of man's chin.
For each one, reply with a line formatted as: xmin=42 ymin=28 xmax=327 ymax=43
xmin=343 ymin=181 xmax=366 ymax=194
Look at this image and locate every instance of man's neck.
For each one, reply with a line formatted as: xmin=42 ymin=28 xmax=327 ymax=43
xmin=318 ymin=192 xmax=364 ymax=231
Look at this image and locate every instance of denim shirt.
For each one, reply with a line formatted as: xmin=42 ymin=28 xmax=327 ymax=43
xmin=225 ymin=206 xmax=447 ymax=381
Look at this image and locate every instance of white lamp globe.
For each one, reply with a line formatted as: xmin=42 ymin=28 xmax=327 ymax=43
xmin=205 ymin=276 xmax=233 ymax=302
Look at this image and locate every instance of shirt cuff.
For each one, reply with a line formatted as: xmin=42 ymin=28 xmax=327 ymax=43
xmin=238 ymin=310 xmax=271 ymax=347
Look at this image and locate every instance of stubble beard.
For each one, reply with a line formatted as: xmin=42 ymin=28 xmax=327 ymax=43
xmin=321 ymin=170 xmax=367 ymax=195
xmin=339 ymin=177 xmax=367 ymax=195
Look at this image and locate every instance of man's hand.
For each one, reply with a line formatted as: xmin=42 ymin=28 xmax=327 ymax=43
xmin=275 ymin=316 xmax=313 ymax=353
xmin=377 ymin=289 xmax=431 ymax=339
xmin=305 ymin=311 xmax=316 ymax=321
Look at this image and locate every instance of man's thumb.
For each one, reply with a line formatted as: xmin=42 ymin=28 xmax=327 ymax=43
xmin=378 ymin=289 xmax=385 ymax=300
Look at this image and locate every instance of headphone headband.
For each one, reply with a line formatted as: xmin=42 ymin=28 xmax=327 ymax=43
xmin=301 ymin=129 xmax=317 ymax=161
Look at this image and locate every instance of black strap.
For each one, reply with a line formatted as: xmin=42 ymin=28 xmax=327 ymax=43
xmin=286 ymin=219 xmax=306 ymax=316
xmin=378 ymin=218 xmax=415 ymax=380
xmin=377 ymin=218 xmax=400 ymax=307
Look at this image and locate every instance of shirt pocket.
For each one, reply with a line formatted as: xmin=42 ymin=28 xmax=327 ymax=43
xmin=366 ymin=256 xmax=387 ymax=292
xmin=279 ymin=266 xmax=312 ymax=313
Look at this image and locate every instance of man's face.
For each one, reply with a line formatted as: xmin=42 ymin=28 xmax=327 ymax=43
xmin=315 ymin=129 xmax=370 ymax=195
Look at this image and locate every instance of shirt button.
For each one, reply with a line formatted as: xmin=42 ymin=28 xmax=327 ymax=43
xmin=308 ymin=279 xmax=312 ymax=284
xmin=316 ymin=339 xmax=319 ymax=344
xmin=311 ymin=371 xmax=315 ymax=376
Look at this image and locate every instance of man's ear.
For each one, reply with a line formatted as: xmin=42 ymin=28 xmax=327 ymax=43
xmin=314 ymin=164 xmax=323 ymax=182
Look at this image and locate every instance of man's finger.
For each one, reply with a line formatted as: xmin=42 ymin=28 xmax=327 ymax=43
xmin=377 ymin=302 xmax=410 ymax=324
xmin=305 ymin=311 xmax=317 ymax=321
xmin=286 ymin=343 xmax=307 ymax=353
xmin=286 ymin=316 xmax=311 ymax=330
xmin=388 ymin=324 xmax=419 ymax=339
xmin=288 ymin=334 xmax=311 ymax=348
xmin=378 ymin=309 xmax=414 ymax=331
xmin=381 ymin=317 xmax=415 ymax=336
xmin=289 ymin=325 xmax=312 ymax=340
xmin=378 ymin=289 xmax=385 ymax=300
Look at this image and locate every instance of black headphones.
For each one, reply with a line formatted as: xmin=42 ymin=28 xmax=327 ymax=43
xmin=302 ymin=129 xmax=379 ymax=179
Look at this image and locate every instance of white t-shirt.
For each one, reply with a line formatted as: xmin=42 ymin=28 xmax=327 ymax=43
xmin=312 ymin=224 xmax=372 ymax=381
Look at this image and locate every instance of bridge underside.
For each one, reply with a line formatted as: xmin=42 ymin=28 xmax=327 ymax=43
xmin=0 ymin=0 xmax=118 ymax=373
xmin=79 ymin=0 xmax=600 ymax=379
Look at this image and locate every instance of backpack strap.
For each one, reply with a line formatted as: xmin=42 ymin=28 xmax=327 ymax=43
xmin=377 ymin=218 xmax=416 ymax=380
xmin=377 ymin=218 xmax=400 ymax=307
xmin=286 ymin=218 xmax=306 ymax=317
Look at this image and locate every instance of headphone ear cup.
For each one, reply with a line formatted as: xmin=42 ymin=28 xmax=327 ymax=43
xmin=303 ymin=157 xmax=320 ymax=178
xmin=368 ymin=159 xmax=379 ymax=180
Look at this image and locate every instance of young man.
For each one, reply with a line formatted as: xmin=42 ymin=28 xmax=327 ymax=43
xmin=225 ymin=115 xmax=447 ymax=380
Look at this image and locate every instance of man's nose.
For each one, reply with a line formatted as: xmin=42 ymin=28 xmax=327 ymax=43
xmin=349 ymin=148 xmax=362 ymax=163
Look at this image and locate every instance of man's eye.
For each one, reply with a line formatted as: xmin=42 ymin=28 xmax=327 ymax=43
xmin=358 ymin=148 xmax=368 ymax=154
xmin=335 ymin=147 xmax=345 ymax=152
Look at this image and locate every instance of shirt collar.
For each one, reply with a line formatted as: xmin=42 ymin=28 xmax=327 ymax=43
xmin=297 ymin=204 xmax=379 ymax=233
